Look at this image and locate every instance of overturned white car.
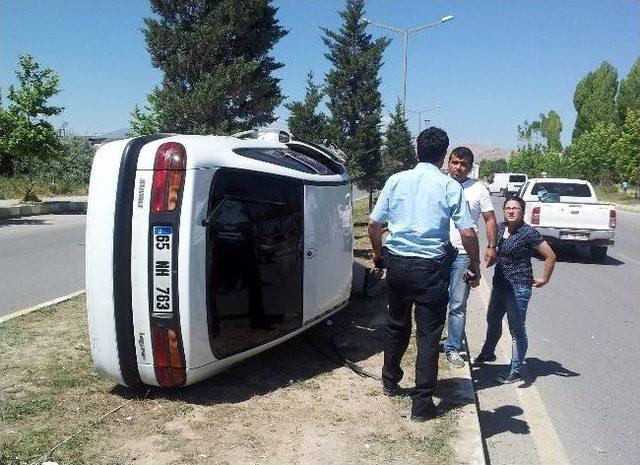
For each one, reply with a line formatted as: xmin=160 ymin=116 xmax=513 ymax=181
xmin=86 ymin=130 xmax=353 ymax=388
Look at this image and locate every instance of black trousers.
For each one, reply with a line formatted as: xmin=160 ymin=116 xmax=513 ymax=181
xmin=381 ymin=248 xmax=453 ymax=416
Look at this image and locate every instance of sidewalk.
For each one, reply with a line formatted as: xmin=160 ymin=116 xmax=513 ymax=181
xmin=0 ymin=196 xmax=87 ymax=219
xmin=465 ymin=277 xmax=571 ymax=465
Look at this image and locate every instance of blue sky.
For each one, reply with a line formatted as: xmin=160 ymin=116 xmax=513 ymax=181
xmin=1 ymin=1 xmax=638 ymax=148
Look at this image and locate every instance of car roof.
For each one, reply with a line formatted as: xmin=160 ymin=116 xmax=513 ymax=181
xmin=527 ymin=178 xmax=589 ymax=184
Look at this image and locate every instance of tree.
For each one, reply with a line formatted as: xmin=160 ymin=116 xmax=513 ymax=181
xmin=129 ymin=95 xmax=163 ymax=137
xmin=565 ymin=121 xmax=620 ymax=184
xmin=538 ymin=110 xmax=563 ymax=152
xmin=135 ymin=0 xmax=287 ymax=135
xmin=572 ymin=62 xmax=618 ymax=140
xmin=322 ymin=0 xmax=390 ymax=209
xmin=285 ymin=71 xmax=327 ymax=143
xmin=479 ymin=158 xmax=508 ymax=180
xmin=0 ymin=54 xmax=63 ymax=199
xmin=612 ymin=109 xmax=640 ymax=184
xmin=26 ymin=133 xmax=96 ymax=193
xmin=382 ymin=100 xmax=415 ymax=179
xmin=617 ymin=57 xmax=640 ymax=123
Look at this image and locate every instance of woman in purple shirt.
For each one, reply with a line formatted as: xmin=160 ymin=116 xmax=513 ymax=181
xmin=474 ymin=196 xmax=556 ymax=384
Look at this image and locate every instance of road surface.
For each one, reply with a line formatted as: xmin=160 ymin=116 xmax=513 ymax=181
xmin=0 ymin=214 xmax=86 ymax=318
xmin=470 ymin=197 xmax=640 ymax=465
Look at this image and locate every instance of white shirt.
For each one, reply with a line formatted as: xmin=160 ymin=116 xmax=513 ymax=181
xmin=449 ymin=178 xmax=494 ymax=253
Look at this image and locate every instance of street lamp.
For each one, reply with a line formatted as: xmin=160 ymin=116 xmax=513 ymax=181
xmin=363 ymin=15 xmax=454 ymax=116
xmin=410 ymin=104 xmax=442 ymax=133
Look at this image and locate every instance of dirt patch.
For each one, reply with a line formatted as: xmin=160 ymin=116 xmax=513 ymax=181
xmin=1 ymin=289 xmax=468 ymax=465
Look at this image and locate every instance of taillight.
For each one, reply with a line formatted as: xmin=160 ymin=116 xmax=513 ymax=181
xmin=151 ymin=325 xmax=186 ymax=387
xmin=531 ymin=206 xmax=540 ymax=225
xmin=151 ymin=142 xmax=186 ymax=212
xmin=609 ymin=209 xmax=616 ymax=229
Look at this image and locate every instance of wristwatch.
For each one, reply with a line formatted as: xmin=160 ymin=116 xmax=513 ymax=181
xmin=487 ymin=244 xmax=497 ymax=249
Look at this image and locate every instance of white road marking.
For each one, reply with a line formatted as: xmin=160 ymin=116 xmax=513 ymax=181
xmin=477 ymin=278 xmax=571 ymax=465
xmin=0 ymin=290 xmax=85 ymax=323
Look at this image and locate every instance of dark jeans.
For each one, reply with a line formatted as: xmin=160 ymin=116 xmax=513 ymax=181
xmin=480 ymin=281 xmax=532 ymax=375
xmin=381 ymin=248 xmax=452 ymax=416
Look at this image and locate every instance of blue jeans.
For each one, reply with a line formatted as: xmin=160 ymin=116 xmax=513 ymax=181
xmin=443 ymin=253 xmax=471 ymax=353
xmin=480 ymin=282 xmax=532 ymax=375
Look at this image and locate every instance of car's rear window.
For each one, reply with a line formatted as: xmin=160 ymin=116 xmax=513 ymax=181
xmin=509 ymin=175 xmax=527 ymax=182
xmin=234 ymin=147 xmax=341 ymax=175
xmin=531 ymin=182 xmax=591 ymax=197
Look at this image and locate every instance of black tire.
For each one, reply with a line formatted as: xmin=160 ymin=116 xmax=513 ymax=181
xmin=590 ymin=246 xmax=607 ymax=262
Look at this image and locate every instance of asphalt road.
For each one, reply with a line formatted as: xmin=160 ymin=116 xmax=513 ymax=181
xmin=473 ymin=197 xmax=640 ymax=465
xmin=0 ymin=214 xmax=86 ymax=318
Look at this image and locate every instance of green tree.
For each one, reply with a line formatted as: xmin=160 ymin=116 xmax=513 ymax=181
xmin=322 ymin=0 xmax=390 ymax=209
xmin=129 ymin=94 xmax=163 ymax=137
xmin=285 ymin=71 xmax=327 ymax=143
xmin=617 ymin=57 xmax=640 ymax=123
xmin=26 ymin=133 xmax=96 ymax=193
xmin=0 ymin=54 xmax=63 ymax=199
xmin=479 ymin=158 xmax=508 ymax=180
xmin=382 ymin=100 xmax=415 ymax=179
xmin=539 ymin=110 xmax=563 ymax=151
xmin=572 ymin=62 xmax=618 ymax=140
xmin=134 ymin=0 xmax=287 ymax=135
xmin=565 ymin=122 xmax=620 ymax=184
xmin=612 ymin=109 xmax=640 ymax=184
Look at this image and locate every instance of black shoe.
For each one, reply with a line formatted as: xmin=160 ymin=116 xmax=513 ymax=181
xmin=472 ymin=353 xmax=497 ymax=366
xmin=400 ymin=404 xmax=439 ymax=422
xmin=496 ymin=372 xmax=522 ymax=384
xmin=382 ymin=384 xmax=413 ymax=397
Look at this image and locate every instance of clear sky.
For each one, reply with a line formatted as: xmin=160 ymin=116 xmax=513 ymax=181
xmin=1 ymin=0 xmax=638 ymax=148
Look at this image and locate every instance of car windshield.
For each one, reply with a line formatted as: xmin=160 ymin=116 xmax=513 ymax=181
xmin=531 ymin=182 xmax=591 ymax=197
xmin=509 ymin=175 xmax=526 ymax=182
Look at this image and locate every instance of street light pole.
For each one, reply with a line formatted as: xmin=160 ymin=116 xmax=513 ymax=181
xmin=410 ymin=104 xmax=442 ymax=133
xmin=364 ymin=15 xmax=454 ymax=116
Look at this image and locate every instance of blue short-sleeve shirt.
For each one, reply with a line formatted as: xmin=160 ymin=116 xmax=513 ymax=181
xmin=370 ymin=162 xmax=474 ymax=259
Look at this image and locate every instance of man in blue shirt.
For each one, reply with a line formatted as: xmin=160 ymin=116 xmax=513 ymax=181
xmin=368 ymin=127 xmax=481 ymax=421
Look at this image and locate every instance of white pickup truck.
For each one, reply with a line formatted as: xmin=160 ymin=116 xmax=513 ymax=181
xmin=517 ymin=178 xmax=616 ymax=261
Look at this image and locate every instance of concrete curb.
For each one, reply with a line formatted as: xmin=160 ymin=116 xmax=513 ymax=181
xmin=0 ymin=290 xmax=86 ymax=323
xmin=0 ymin=200 xmax=87 ymax=219
xmin=448 ymin=343 xmax=488 ymax=465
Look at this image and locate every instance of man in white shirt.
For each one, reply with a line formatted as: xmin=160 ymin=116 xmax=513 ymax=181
xmin=444 ymin=147 xmax=498 ymax=368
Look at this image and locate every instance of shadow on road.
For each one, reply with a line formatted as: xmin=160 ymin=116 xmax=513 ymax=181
xmin=535 ymin=244 xmax=625 ymax=266
xmin=0 ymin=218 xmax=50 ymax=227
xmin=518 ymin=356 xmax=580 ymax=388
xmin=478 ymin=405 xmax=530 ymax=438
xmin=0 ymin=213 xmax=86 ymax=229
xmin=472 ymin=357 xmax=579 ymax=392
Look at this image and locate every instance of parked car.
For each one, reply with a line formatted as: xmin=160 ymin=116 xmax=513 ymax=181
xmin=86 ymin=130 xmax=353 ymax=388
xmin=517 ymin=178 xmax=616 ymax=261
xmin=488 ymin=172 xmax=528 ymax=196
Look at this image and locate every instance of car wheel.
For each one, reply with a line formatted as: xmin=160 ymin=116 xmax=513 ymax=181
xmin=590 ymin=246 xmax=607 ymax=262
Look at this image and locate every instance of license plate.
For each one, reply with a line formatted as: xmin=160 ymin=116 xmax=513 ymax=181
xmin=152 ymin=226 xmax=173 ymax=313
xmin=560 ymin=232 xmax=589 ymax=241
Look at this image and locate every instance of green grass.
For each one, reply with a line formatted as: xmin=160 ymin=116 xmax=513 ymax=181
xmin=1 ymin=396 xmax=55 ymax=421
xmin=594 ymin=185 xmax=640 ymax=205
xmin=353 ymin=196 xmax=378 ymax=259
xmin=0 ymin=176 xmax=87 ymax=201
